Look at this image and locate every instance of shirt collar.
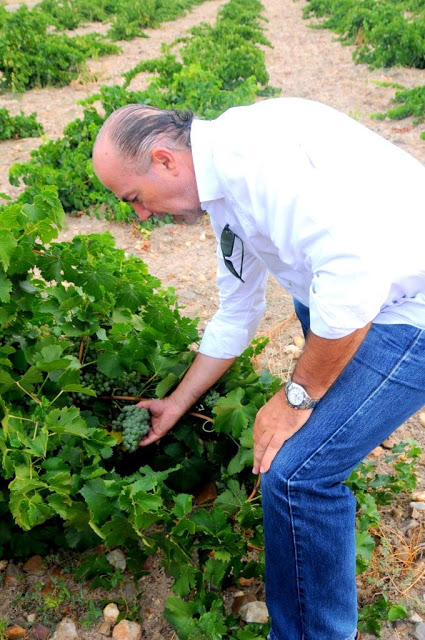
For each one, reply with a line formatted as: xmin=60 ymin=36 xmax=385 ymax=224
xmin=190 ymin=118 xmax=223 ymax=205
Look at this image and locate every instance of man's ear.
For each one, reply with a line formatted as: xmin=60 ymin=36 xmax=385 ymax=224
xmin=150 ymin=147 xmax=178 ymax=174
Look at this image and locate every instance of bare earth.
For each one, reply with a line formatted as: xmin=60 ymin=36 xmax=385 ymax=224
xmin=0 ymin=0 xmax=424 ymax=638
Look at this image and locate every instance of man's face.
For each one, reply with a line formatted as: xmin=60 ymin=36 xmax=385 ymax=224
xmin=93 ymin=137 xmax=205 ymax=225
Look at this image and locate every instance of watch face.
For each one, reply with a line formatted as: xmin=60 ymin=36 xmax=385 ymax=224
xmin=287 ymin=384 xmax=305 ymax=406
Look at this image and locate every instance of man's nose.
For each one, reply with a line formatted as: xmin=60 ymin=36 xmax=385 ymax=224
xmin=132 ymin=203 xmax=152 ymax=221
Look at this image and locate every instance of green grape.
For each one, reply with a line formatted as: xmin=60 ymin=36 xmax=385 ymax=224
xmin=204 ymin=389 xmax=221 ymax=409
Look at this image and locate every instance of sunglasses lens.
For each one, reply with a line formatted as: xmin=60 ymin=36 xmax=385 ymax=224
xmin=220 ymin=224 xmax=244 ymax=282
xmin=221 ymin=227 xmax=235 ymax=257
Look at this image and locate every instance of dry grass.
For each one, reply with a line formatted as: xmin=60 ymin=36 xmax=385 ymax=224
xmin=359 ymin=521 xmax=425 ymax=606
xmin=252 ymin=312 xmax=303 ymax=380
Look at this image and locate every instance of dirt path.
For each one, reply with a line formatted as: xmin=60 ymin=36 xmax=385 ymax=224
xmin=1 ymin=0 xmax=424 ymax=637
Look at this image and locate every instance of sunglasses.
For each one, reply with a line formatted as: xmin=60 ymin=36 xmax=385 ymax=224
xmin=220 ymin=224 xmax=245 ymax=282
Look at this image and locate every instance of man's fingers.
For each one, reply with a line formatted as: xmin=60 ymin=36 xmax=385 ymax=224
xmin=259 ymin=442 xmax=283 ymax=474
xmin=253 ymin=432 xmax=286 ymax=474
xmin=252 ymin=430 xmax=273 ymax=475
xmin=136 ymin=400 xmax=151 ymax=409
xmin=138 ymin=430 xmax=161 ymax=446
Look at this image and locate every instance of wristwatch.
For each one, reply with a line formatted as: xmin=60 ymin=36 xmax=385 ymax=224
xmin=284 ymin=379 xmax=319 ymax=410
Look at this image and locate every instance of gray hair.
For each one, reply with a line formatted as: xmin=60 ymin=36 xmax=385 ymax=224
xmin=94 ymin=104 xmax=194 ymax=173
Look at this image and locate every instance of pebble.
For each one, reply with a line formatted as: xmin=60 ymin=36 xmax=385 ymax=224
xmin=419 ymin=413 xmax=425 ymax=427
xmin=412 ymin=491 xmax=425 ymax=501
xmin=401 ymin=518 xmax=419 ymax=534
xmin=293 ymin=335 xmax=305 ymax=348
xmin=112 ymin=620 xmax=143 ymax=640
xmin=381 ymin=436 xmax=395 ymax=449
xmin=414 ymin=622 xmax=425 ymax=640
xmin=50 ymin=618 xmax=80 ymax=640
xmin=23 ymin=555 xmax=44 ymax=574
xmin=283 ymin=344 xmax=301 ymax=359
xmin=232 ymin=593 xmax=257 ymax=616
xmin=393 ymin=620 xmax=408 ymax=632
xmin=410 ymin=613 xmax=423 ymax=624
xmin=410 ymin=502 xmax=425 ymax=511
xmin=6 ymin=626 xmax=27 ymax=639
xmin=98 ymin=621 xmax=112 ymax=636
xmin=106 ymin=549 xmax=126 ymax=571
xmin=26 ymin=614 xmax=36 ymax=623
xmin=391 ymin=506 xmax=404 ymax=519
xmin=103 ymin=603 xmax=120 ymax=625
xmin=0 ymin=560 xmax=8 ymax=571
xmin=369 ymin=446 xmax=384 ymax=458
xmin=31 ymin=624 xmax=51 ymax=640
xmin=239 ymin=601 xmax=269 ymax=624
xmin=4 ymin=563 xmax=23 ymax=587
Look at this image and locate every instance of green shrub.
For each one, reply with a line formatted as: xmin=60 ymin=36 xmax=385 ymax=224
xmin=0 ymin=108 xmax=43 ymax=140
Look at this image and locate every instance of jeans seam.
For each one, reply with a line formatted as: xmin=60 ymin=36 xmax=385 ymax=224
xmin=285 ymin=326 xmax=423 ymax=640
xmin=288 ymin=481 xmax=306 ymax=640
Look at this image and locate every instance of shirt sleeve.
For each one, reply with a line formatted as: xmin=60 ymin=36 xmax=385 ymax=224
xmin=198 ymin=219 xmax=268 ymax=358
xmin=302 ymin=193 xmax=393 ymax=339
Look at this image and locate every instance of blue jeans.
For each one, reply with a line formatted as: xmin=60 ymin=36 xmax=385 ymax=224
xmin=262 ymin=300 xmax=425 ymax=640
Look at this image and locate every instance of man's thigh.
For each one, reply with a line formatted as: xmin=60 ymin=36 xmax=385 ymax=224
xmin=270 ymin=323 xmax=425 ymax=483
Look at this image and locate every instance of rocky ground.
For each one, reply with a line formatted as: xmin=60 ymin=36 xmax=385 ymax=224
xmin=0 ymin=0 xmax=424 ymax=638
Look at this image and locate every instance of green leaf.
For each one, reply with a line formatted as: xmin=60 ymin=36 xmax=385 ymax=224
xmin=45 ymin=407 xmax=88 ymax=437
xmin=387 ymin=605 xmax=408 ymax=621
xmin=173 ymin=563 xmax=198 ymax=596
xmin=164 ymin=597 xmax=197 ymax=639
xmin=190 ymin=508 xmax=228 ymax=537
xmin=62 ymin=384 xmax=96 ymax=396
xmin=97 ymin=352 xmax=124 ymax=378
xmin=172 ymin=493 xmax=193 ymax=518
xmin=355 ymin=530 xmax=375 ymax=570
xmin=80 ymin=477 xmax=116 ymax=526
xmin=0 ymin=232 xmax=17 ymax=271
xmin=155 ymin=372 xmax=179 ymax=398
xmin=81 ymin=267 xmax=116 ymax=297
xmin=19 ymin=366 xmax=43 ymax=390
xmin=204 ymin=557 xmax=228 ymax=589
xmin=0 ymin=271 xmax=12 ymax=302
xmin=213 ymin=388 xmax=256 ymax=438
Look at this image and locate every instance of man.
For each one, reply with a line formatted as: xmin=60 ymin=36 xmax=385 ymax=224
xmin=93 ymin=99 xmax=425 ymax=640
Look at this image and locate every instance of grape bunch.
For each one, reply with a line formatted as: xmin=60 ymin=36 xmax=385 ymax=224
xmin=118 ymin=371 xmax=140 ymax=396
xmin=112 ymin=405 xmax=150 ymax=453
xmin=203 ymin=389 xmax=221 ymax=408
xmin=77 ymin=370 xmax=113 ymax=399
xmin=77 ymin=370 xmax=141 ymax=400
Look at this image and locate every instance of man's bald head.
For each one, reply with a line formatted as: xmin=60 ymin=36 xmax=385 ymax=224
xmin=93 ymin=104 xmax=194 ymax=174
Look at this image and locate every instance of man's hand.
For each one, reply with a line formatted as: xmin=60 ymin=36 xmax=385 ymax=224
xmin=136 ymin=396 xmax=185 ymax=446
xmin=252 ymin=388 xmax=312 ymax=474
xmin=136 ymin=352 xmax=236 ymax=448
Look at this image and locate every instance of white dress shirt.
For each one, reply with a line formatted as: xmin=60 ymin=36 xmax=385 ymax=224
xmin=190 ymin=98 xmax=425 ymax=359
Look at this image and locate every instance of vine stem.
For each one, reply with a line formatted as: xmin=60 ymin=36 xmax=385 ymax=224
xmin=15 ymin=382 xmax=41 ymax=405
xmin=247 ymin=475 xmax=261 ymax=501
xmin=99 ymin=395 xmax=214 ymax=422
xmin=247 ymin=542 xmax=263 ymax=551
xmin=78 ymin=337 xmax=86 ymax=363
